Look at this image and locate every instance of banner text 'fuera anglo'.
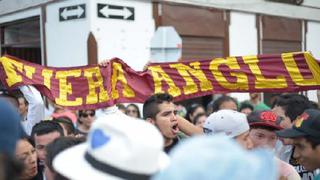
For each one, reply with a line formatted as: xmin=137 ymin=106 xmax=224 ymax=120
xmin=0 ymin=52 xmax=319 ymax=109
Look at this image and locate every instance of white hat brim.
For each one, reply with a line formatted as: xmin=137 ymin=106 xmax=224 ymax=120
xmin=53 ymin=143 xmax=170 ymax=180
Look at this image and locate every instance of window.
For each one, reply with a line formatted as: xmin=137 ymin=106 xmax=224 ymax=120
xmin=0 ymin=17 xmax=41 ymax=64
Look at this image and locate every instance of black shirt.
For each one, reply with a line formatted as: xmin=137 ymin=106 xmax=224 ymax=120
xmin=164 ymin=138 xmax=179 ymax=154
xmin=289 ymin=147 xmax=315 ymax=180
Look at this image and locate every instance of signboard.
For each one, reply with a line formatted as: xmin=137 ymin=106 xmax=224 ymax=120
xmin=59 ymin=4 xmax=86 ymax=21
xmin=98 ymin=3 xmax=134 ymax=21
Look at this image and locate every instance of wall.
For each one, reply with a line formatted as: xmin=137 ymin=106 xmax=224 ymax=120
xmin=92 ymin=0 xmax=154 ymax=71
xmin=0 ymin=8 xmax=41 ymax=24
xmin=306 ymin=21 xmax=320 ymax=102
xmin=303 ymin=0 xmax=320 ymax=8
xmin=0 ymin=0 xmax=51 ymax=16
xmin=229 ymin=11 xmax=258 ymax=102
xmin=45 ymin=0 xmax=90 ymax=67
xmin=1 ymin=0 xmax=155 ymax=70
xmin=165 ymin=0 xmax=320 ymax=21
xmin=306 ymin=21 xmax=320 ymax=59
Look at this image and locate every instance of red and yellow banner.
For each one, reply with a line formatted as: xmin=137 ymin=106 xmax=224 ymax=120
xmin=0 ymin=52 xmax=319 ymax=110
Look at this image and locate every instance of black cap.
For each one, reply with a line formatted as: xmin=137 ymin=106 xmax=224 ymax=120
xmin=276 ymin=109 xmax=320 ymax=139
xmin=247 ymin=110 xmax=283 ymax=130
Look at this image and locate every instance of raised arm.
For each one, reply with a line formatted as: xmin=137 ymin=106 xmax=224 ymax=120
xmin=177 ymin=115 xmax=204 ymax=136
xmin=20 ymin=85 xmax=45 ymax=135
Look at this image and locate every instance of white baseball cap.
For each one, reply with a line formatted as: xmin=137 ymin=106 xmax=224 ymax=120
xmin=203 ymin=109 xmax=249 ymax=138
xmin=53 ymin=107 xmax=169 ymax=180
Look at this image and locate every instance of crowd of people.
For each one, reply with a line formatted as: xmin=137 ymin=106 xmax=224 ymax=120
xmin=0 ymin=81 xmax=320 ymax=180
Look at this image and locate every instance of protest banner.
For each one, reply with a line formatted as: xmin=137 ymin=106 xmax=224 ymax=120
xmin=0 ymin=52 xmax=319 ymax=109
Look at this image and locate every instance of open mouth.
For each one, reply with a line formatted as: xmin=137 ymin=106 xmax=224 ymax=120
xmin=172 ymin=123 xmax=179 ymax=134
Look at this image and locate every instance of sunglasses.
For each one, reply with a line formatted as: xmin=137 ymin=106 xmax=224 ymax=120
xmin=81 ymin=112 xmax=95 ymax=118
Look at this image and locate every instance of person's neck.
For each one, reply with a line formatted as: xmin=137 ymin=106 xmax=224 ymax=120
xmin=78 ymin=125 xmax=90 ymax=132
xmin=164 ymin=138 xmax=173 ymax=147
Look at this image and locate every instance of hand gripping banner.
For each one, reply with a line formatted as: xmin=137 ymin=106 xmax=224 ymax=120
xmin=0 ymin=52 xmax=319 ymax=110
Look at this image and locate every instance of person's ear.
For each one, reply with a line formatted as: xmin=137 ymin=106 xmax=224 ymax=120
xmin=146 ymin=118 xmax=156 ymax=125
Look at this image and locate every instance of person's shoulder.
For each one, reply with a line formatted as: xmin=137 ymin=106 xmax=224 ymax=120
xmin=255 ymin=102 xmax=270 ymax=110
xmin=276 ymin=157 xmax=293 ymax=170
xmin=164 ymin=138 xmax=180 ymax=154
xmin=276 ymin=157 xmax=300 ymax=179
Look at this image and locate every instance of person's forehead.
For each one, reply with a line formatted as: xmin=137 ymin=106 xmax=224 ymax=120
xmin=157 ymin=101 xmax=175 ymax=112
xmin=34 ymin=131 xmax=61 ymax=144
xmin=127 ymin=106 xmax=137 ymax=110
xmin=222 ymin=100 xmax=236 ymax=105
xmin=18 ymin=97 xmax=25 ymax=102
xmin=16 ymin=139 xmax=32 ymax=149
xmin=83 ymin=110 xmax=94 ymax=113
xmin=293 ymin=137 xmax=308 ymax=145
xmin=194 ymin=106 xmax=204 ymax=111
xmin=252 ymin=128 xmax=276 ymax=135
xmin=221 ymin=101 xmax=237 ymax=109
xmin=242 ymin=107 xmax=252 ymax=111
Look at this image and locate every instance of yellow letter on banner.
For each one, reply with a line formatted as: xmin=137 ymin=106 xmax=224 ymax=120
xmin=111 ymin=62 xmax=135 ymax=99
xmin=1 ymin=57 xmax=23 ymax=87
xmin=23 ymin=65 xmax=36 ymax=80
xmin=42 ymin=69 xmax=53 ymax=89
xmin=243 ymin=55 xmax=288 ymax=89
xmin=55 ymin=70 xmax=83 ymax=106
xmin=148 ymin=65 xmax=181 ymax=97
xmin=84 ymin=67 xmax=109 ymax=104
xmin=282 ymin=52 xmax=320 ymax=86
xmin=209 ymin=57 xmax=248 ymax=90
xmin=169 ymin=62 xmax=213 ymax=95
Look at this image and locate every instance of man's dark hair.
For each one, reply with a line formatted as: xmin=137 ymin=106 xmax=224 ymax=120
xmin=143 ymin=93 xmax=173 ymax=119
xmin=309 ymin=101 xmax=319 ymax=109
xmin=305 ymin=136 xmax=320 ymax=149
xmin=31 ymin=121 xmax=64 ymax=138
xmin=212 ymin=95 xmax=238 ymax=112
xmin=239 ymin=103 xmax=254 ymax=112
xmin=45 ymin=137 xmax=85 ymax=172
xmin=53 ymin=117 xmax=75 ymax=136
xmin=272 ymin=94 xmax=312 ymax=122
